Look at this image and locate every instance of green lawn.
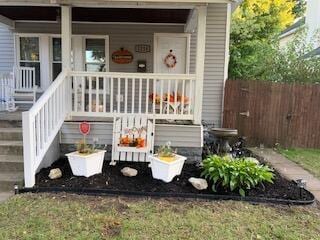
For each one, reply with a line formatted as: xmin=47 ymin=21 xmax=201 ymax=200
xmin=279 ymin=148 xmax=320 ymax=178
xmin=1 ymin=193 xmax=320 ymax=240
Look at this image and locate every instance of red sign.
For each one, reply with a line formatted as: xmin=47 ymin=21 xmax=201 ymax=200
xmin=79 ymin=122 xmax=90 ymax=136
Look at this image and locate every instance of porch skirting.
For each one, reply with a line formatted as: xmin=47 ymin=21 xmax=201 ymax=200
xmin=60 ymin=121 xmax=203 ymax=163
xmin=60 ymin=144 xmax=202 ymax=163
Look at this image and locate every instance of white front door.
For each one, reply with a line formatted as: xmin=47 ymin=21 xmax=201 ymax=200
xmin=154 ymin=33 xmax=190 ymax=74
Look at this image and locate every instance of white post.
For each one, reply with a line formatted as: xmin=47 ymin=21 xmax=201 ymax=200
xmin=193 ymin=6 xmax=207 ymax=125
xmin=22 ymin=111 xmax=36 ymax=187
xmin=61 ymin=6 xmax=72 ymax=71
xmin=61 ymin=5 xmax=72 ymax=116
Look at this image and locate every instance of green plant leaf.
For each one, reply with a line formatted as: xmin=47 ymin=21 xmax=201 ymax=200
xmin=239 ymin=188 xmax=246 ymax=197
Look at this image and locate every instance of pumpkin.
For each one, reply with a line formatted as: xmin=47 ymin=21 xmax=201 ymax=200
xmin=112 ymin=48 xmax=133 ymax=64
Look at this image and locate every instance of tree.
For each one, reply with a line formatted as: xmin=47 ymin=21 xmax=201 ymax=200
xmin=229 ymin=0 xmax=296 ymax=79
xmin=292 ymin=0 xmax=306 ymax=18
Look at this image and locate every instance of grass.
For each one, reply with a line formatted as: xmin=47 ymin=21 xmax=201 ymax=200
xmin=278 ymin=148 xmax=320 ymax=178
xmin=1 ymin=193 xmax=320 ymax=240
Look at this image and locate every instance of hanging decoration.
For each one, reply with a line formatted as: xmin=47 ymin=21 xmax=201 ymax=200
xmin=112 ymin=48 xmax=134 ymax=64
xmin=164 ymin=50 xmax=177 ymax=68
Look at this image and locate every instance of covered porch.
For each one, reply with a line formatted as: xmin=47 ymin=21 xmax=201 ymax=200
xmin=0 ymin=2 xmax=212 ymax=188
xmin=0 ymin=3 xmax=208 ymax=124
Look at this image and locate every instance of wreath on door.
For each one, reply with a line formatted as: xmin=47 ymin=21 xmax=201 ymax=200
xmin=164 ymin=50 xmax=177 ymax=68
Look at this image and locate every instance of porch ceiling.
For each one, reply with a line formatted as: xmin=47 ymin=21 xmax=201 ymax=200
xmin=0 ymin=6 xmax=190 ymax=23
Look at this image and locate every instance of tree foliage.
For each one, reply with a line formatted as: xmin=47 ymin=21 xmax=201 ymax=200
xmin=292 ymin=0 xmax=306 ymax=18
xmin=229 ymin=0 xmax=296 ymax=80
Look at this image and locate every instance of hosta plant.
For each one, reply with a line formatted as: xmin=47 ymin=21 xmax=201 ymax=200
xmin=201 ymin=155 xmax=274 ymax=197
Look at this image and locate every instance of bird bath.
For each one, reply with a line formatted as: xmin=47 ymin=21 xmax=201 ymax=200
xmin=210 ymin=128 xmax=238 ymax=155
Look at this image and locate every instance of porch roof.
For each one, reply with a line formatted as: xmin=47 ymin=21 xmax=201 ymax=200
xmin=0 ymin=0 xmax=237 ymax=5
xmin=0 ymin=6 xmax=190 ymax=23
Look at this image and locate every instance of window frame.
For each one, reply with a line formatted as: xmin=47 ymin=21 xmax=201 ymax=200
xmin=16 ymin=35 xmax=41 ymax=87
xmin=50 ymin=36 xmax=62 ymax=81
xmin=83 ymin=36 xmax=109 ymax=72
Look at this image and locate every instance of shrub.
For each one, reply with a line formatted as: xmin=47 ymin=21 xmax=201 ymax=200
xmin=201 ymin=155 xmax=274 ymax=197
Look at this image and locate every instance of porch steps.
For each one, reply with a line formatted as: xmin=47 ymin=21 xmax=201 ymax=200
xmin=0 ymin=172 xmax=24 ymax=191
xmin=0 ymin=141 xmax=23 ymax=155
xmin=0 ymin=120 xmax=24 ymax=193
xmin=0 ymin=128 xmax=23 ymax=141
xmin=0 ymin=155 xmax=23 ymax=172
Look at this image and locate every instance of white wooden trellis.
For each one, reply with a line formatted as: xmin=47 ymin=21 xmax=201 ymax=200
xmin=111 ymin=115 xmax=155 ymax=165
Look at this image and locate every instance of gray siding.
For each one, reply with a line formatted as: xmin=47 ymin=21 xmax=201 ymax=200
xmin=60 ymin=122 xmax=202 ymax=148
xmin=0 ymin=25 xmax=14 ymax=73
xmin=14 ymin=22 xmax=184 ymax=73
xmin=202 ymin=3 xmax=228 ymax=126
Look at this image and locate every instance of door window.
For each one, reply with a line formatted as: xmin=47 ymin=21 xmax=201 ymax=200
xmin=19 ymin=37 xmax=41 ymax=86
xmin=85 ymin=38 xmax=106 ymax=72
xmin=52 ymin=38 xmax=62 ymax=80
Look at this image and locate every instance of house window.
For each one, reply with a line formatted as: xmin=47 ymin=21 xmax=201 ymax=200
xmin=52 ymin=38 xmax=62 ymax=80
xmin=85 ymin=39 xmax=106 ymax=72
xmin=19 ymin=37 xmax=41 ymax=86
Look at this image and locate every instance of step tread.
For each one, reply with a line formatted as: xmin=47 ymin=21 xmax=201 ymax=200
xmin=0 ymin=155 xmax=23 ymax=163
xmin=0 ymin=128 xmax=22 ymax=133
xmin=0 ymin=140 xmax=23 ymax=146
xmin=0 ymin=172 xmax=24 ymax=182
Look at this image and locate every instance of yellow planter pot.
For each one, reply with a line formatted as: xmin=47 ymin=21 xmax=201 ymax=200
xmin=158 ymin=156 xmax=176 ymax=163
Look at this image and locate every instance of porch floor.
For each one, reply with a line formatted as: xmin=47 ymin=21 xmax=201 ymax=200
xmin=0 ymin=111 xmax=194 ymax=125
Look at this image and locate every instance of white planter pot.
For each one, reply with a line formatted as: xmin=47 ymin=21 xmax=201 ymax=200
xmin=149 ymin=154 xmax=187 ymax=183
xmin=66 ymin=150 xmax=106 ymax=177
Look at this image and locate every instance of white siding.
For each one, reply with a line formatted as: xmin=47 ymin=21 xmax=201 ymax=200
xmin=0 ymin=25 xmax=14 ymax=73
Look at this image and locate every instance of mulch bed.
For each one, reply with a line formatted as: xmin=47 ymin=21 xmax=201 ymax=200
xmin=35 ymin=158 xmax=314 ymax=202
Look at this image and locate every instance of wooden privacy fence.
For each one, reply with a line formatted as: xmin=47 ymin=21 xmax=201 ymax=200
xmin=223 ymin=80 xmax=320 ymax=148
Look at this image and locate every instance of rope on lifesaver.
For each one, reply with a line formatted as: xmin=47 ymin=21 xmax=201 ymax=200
xmin=164 ymin=50 xmax=177 ymax=68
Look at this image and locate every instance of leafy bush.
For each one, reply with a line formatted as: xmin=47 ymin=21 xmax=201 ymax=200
xmin=201 ymin=155 xmax=274 ymax=197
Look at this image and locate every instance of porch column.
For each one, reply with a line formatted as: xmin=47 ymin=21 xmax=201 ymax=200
xmin=61 ymin=5 xmax=72 ymax=116
xmin=61 ymin=5 xmax=72 ymax=71
xmin=194 ymin=6 xmax=207 ymax=125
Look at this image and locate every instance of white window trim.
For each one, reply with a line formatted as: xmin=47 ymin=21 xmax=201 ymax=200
xmin=83 ymin=35 xmax=110 ymax=72
xmin=15 ymin=34 xmax=42 ymax=90
xmin=153 ymin=33 xmax=191 ymax=74
xmin=50 ymin=37 xmax=62 ymax=82
xmin=15 ymin=33 xmax=110 ymax=90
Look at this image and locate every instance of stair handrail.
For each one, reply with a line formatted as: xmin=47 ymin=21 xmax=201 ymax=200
xmin=22 ymin=70 xmax=70 ymax=187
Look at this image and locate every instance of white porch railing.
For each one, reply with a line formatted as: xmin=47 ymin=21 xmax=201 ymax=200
xmin=13 ymin=67 xmax=36 ymax=91
xmin=70 ymin=71 xmax=196 ymax=120
xmin=23 ymin=70 xmax=197 ymax=187
xmin=22 ymin=70 xmax=70 ymax=187
xmin=0 ymin=72 xmax=13 ymax=111
xmin=0 ymin=67 xmax=36 ymax=111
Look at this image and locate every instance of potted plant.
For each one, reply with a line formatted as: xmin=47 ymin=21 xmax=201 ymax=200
xmin=149 ymin=142 xmax=187 ymax=183
xmin=66 ymin=122 xmax=106 ymax=177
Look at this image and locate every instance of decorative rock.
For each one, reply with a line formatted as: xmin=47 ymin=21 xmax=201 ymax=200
xmin=188 ymin=177 xmax=208 ymax=190
xmin=48 ymin=168 xmax=62 ymax=180
xmin=121 ymin=167 xmax=138 ymax=177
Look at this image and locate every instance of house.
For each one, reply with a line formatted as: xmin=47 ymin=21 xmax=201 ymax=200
xmin=279 ymin=0 xmax=320 ymax=56
xmin=0 ymin=0 xmax=241 ymax=189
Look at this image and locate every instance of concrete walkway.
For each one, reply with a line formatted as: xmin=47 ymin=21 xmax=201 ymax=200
xmin=251 ymin=148 xmax=320 ymax=202
xmin=0 ymin=192 xmax=13 ymax=203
